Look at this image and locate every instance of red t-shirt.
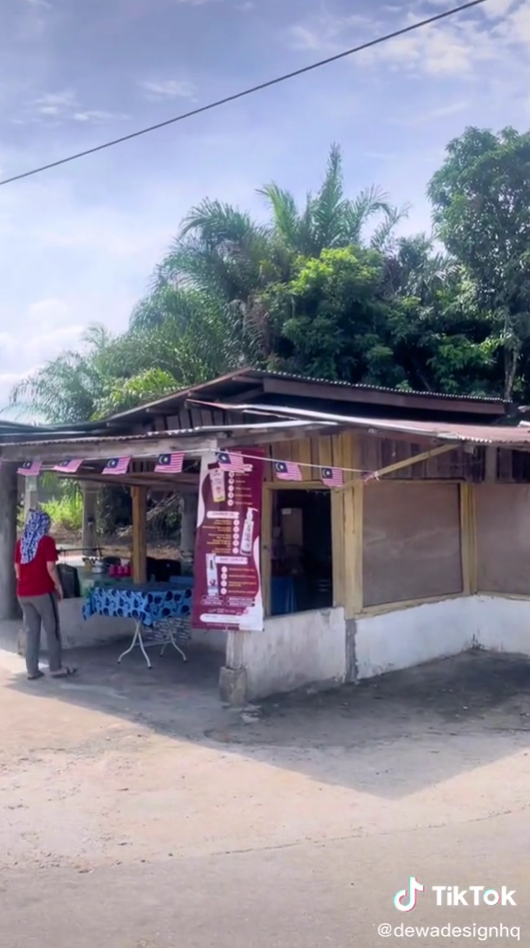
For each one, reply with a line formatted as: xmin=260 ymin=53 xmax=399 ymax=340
xmin=15 ymin=535 xmax=58 ymax=598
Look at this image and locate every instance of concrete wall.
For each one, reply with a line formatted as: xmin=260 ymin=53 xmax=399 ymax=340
xmin=475 ymin=595 xmax=530 ymax=656
xmin=57 ymin=599 xmax=134 ymax=649
xmin=354 ymin=598 xmax=476 ymax=681
xmin=222 ymin=595 xmax=530 ymax=703
xmin=226 ymin=607 xmax=346 ymax=700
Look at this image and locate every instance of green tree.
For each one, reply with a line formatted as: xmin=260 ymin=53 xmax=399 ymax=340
xmin=429 ymin=126 xmax=530 ymax=399
xmin=262 ymin=246 xmax=407 ymax=385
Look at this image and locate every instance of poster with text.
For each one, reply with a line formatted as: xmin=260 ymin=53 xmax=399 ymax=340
xmin=191 ymin=447 xmax=264 ymax=632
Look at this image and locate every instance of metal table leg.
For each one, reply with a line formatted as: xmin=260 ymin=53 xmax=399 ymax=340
xmin=118 ymin=621 xmax=152 ymax=668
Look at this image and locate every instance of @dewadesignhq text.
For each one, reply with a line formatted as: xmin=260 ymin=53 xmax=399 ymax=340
xmin=377 ymin=922 xmax=521 ymax=941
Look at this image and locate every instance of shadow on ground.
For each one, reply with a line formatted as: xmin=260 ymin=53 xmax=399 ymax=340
xmin=5 ymin=641 xmax=530 ymax=799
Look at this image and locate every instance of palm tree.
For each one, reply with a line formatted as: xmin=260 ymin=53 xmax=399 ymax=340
xmin=10 ymin=324 xmax=115 ymax=423
xmin=152 ymin=145 xmax=405 ymax=303
xmin=10 ymin=144 xmax=409 ymax=423
xmin=143 ymin=144 xmax=406 ymax=365
xmin=259 ymin=144 xmax=407 ymax=256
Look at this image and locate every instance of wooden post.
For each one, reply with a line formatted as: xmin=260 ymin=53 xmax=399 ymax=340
xmin=331 ymin=489 xmax=345 ymax=607
xmin=261 ymin=485 xmax=273 ymax=617
xmin=484 ymin=447 xmax=497 ymax=482
xmin=131 ymin=485 xmax=147 ymax=584
xmin=460 ymin=482 xmax=477 ymax=595
xmin=340 ymin=432 xmax=364 ymax=618
xmin=23 ymin=476 xmax=39 ymax=521
xmin=0 ymin=462 xmax=20 ymax=620
xmin=81 ymin=483 xmax=98 ymax=552
xmin=179 ymin=493 xmax=198 ymax=555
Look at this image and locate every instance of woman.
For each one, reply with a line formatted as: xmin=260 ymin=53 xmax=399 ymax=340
xmin=14 ymin=509 xmax=77 ymax=681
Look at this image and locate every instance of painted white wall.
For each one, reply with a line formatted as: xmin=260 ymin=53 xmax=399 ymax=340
xmin=475 ymin=595 xmax=530 ymax=657
xmin=355 ymin=597 xmax=476 ymax=681
xmin=226 ymin=607 xmax=346 ymax=700
xmin=59 ymin=599 xmax=134 ymax=649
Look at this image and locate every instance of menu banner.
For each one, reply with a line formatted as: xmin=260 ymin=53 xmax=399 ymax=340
xmin=191 ymin=448 xmax=264 ymax=632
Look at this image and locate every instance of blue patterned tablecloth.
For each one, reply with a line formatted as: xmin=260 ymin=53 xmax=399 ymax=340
xmin=82 ymin=582 xmax=193 ymax=627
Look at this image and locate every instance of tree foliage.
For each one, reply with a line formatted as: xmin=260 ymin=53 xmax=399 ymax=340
xmin=429 ymin=126 xmax=530 ymax=398
xmin=10 ymin=131 xmax=530 ymax=423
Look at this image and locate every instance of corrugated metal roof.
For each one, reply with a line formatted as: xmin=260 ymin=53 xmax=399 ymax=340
xmin=103 ymin=366 xmax=509 ymax=421
xmin=0 ymin=419 xmax=326 ymax=450
xmin=4 ymin=403 xmax=530 ymax=458
xmin=244 ymin=369 xmax=509 ymax=404
xmin=188 ymin=402 xmax=530 ymax=449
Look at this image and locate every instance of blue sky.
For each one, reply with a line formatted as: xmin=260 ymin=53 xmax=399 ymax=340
xmin=0 ymin=0 xmax=527 ymax=412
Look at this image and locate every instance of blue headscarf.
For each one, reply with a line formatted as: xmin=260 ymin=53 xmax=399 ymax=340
xmin=21 ymin=510 xmax=51 ymax=564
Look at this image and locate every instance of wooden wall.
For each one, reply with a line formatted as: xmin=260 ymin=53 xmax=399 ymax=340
xmin=259 ymin=432 xmax=530 ymax=484
xmin=260 ymin=431 xmax=483 ymax=482
xmin=263 ymin=432 xmax=357 ymax=482
xmin=155 ymin=408 xmax=530 ymax=485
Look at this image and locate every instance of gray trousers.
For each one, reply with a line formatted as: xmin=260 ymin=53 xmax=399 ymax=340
xmin=18 ymin=593 xmax=62 ymax=675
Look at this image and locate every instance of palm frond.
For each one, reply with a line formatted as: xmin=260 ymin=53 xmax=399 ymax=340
xmin=257 ymin=183 xmax=300 ymax=247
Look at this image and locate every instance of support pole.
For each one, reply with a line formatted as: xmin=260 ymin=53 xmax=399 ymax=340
xmin=0 ymin=462 xmax=20 ymax=620
xmin=131 ymin=486 xmax=147 ymax=584
xmin=81 ymin=482 xmax=98 ymax=552
xmin=23 ymin=475 xmax=39 ymax=521
xmin=179 ymin=493 xmax=198 ymax=556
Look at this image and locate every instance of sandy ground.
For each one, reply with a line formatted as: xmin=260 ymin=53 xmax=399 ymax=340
xmin=1 ymin=644 xmax=529 ymax=946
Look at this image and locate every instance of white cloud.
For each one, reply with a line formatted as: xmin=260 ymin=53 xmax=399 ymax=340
xmin=138 ymin=79 xmax=196 ymax=99
xmin=33 ymin=90 xmax=77 ymax=114
xmin=287 ymin=12 xmax=370 ymax=53
xmin=286 ymin=1 xmax=530 ymax=81
xmin=23 ymin=90 xmax=126 ymax=125
xmin=72 ymin=109 xmax=127 ymax=122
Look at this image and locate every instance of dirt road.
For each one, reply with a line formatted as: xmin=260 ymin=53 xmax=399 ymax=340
xmin=1 ymin=646 xmax=529 ymax=946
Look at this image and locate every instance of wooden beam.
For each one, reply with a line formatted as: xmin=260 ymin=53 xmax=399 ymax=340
xmin=261 ymin=376 xmax=507 ymax=416
xmin=58 ymin=471 xmax=200 ymax=492
xmin=131 ymin=485 xmax=147 ymax=584
xmin=338 ymin=443 xmax=457 ymax=492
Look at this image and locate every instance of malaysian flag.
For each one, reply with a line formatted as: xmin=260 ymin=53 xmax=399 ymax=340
xmin=18 ymin=460 xmax=42 ymax=477
xmin=154 ymin=452 xmax=184 ymax=474
xmin=216 ymin=451 xmax=246 ymax=472
xmin=53 ymin=459 xmax=84 ymax=474
xmin=102 ymin=457 xmax=131 ymax=476
xmin=320 ymin=466 xmax=343 ymax=488
xmin=274 ymin=460 xmax=303 ymax=481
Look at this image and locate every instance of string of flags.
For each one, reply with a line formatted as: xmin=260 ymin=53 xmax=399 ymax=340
xmin=10 ymin=449 xmax=381 ymax=485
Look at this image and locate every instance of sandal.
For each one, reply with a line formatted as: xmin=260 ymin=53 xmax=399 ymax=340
xmin=51 ymin=666 xmax=78 ymax=678
xmin=27 ymin=670 xmax=44 ymax=681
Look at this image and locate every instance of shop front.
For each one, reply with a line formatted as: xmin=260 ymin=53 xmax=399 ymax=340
xmin=5 ymin=389 xmax=530 ymax=705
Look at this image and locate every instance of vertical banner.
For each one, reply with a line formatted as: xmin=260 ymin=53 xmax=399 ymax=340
xmin=192 ymin=448 xmax=264 ymax=632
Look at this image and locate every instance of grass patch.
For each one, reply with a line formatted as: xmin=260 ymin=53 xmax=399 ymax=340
xmin=42 ymin=492 xmax=83 ymax=533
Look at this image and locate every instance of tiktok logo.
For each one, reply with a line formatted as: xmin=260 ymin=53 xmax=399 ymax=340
xmin=394 ymin=877 xmax=426 ymax=913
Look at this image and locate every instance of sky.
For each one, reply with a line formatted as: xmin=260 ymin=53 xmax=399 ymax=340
xmin=0 ymin=0 xmax=528 ymax=415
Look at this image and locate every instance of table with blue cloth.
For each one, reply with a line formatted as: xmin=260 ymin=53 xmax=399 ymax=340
xmin=83 ymin=578 xmax=194 ymax=668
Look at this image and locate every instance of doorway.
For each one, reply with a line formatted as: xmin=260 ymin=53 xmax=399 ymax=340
xmin=269 ymin=488 xmax=332 ymax=616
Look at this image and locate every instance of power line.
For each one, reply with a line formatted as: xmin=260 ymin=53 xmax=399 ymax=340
xmin=0 ymin=0 xmax=489 ymax=188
